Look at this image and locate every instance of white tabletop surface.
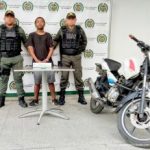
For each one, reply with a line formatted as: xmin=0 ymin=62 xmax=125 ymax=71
xmin=14 ymin=66 xmax=75 ymax=72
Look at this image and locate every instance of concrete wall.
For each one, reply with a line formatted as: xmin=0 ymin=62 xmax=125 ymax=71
xmin=109 ymin=0 xmax=150 ymax=66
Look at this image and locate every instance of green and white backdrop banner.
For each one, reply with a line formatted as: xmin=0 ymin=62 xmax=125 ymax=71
xmin=0 ymin=0 xmax=111 ymax=94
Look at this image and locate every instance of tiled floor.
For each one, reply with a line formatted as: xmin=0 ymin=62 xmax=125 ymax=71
xmin=0 ymin=95 xmax=146 ymax=150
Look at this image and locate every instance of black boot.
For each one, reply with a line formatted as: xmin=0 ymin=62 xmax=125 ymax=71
xmin=18 ymin=97 xmax=28 ymax=108
xmin=58 ymin=90 xmax=65 ymax=105
xmin=78 ymin=90 xmax=87 ymax=105
xmin=0 ymin=96 xmax=5 ymax=108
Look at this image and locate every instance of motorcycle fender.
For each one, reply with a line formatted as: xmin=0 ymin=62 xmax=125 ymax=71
xmin=115 ymin=90 xmax=142 ymax=113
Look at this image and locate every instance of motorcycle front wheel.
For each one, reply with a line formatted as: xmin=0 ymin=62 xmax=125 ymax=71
xmin=90 ymin=97 xmax=104 ymax=114
xmin=117 ymin=99 xmax=150 ymax=148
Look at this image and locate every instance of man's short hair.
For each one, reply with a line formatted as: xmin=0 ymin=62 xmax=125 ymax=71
xmin=35 ymin=17 xmax=45 ymax=24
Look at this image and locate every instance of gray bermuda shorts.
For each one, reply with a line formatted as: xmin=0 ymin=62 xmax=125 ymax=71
xmin=34 ymin=71 xmax=55 ymax=84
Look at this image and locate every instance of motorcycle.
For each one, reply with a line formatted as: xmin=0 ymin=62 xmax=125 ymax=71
xmin=117 ymin=35 xmax=150 ymax=147
xmin=85 ymin=35 xmax=150 ymax=147
xmin=85 ymin=54 xmax=142 ymax=114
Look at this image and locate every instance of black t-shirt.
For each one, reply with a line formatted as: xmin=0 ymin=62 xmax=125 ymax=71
xmin=26 ymin=32 xmax=53 ymax=61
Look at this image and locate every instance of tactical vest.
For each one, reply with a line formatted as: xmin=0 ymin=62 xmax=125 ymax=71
xmin=0 ymin=24 xmax=21 ymax=57
xmin=60 ymin=25 xmax=81 ymax=55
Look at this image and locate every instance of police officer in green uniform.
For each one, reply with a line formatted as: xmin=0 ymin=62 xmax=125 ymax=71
xmin=54 ymin=12 xmax=87 ymax=105
xmin=0 ymin=10 xmax=28 ymax=108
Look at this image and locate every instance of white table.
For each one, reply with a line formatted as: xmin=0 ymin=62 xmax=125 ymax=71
xmin=14 ymin=66 xmax=75 ymax=125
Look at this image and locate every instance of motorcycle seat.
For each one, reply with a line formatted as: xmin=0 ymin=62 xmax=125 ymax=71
xmin=104 ymin=58 xmax=121 ymax=71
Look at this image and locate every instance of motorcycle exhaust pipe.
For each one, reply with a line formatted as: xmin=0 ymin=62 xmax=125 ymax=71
xmin=85 ymin=78 xmax=101 ymax=100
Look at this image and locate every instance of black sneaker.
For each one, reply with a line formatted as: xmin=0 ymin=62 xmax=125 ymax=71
xmin=52 ymin=99 xmax=59 ymax=105
xmin=29 ymin=100 xmax=39 ymax=107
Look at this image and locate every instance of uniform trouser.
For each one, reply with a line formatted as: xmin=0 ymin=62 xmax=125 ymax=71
xmin=0 ymin=55 xmax=25 ymax=97
xmin=60 ymin=54 xmax=84 ymax=91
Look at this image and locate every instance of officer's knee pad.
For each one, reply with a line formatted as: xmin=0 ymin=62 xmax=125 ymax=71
xmin=0 ymin=68 xmax=11 ymax=76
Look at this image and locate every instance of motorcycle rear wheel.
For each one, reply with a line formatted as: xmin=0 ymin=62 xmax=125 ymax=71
xmin=90 ymin=97 xmax=104 ymax=114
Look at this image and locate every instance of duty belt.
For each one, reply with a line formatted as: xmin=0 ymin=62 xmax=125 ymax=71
xmin=1 ymin=52 xmax=20 ymax=58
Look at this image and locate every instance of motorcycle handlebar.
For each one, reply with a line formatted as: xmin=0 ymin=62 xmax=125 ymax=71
xmin=129 ymin=35 xmax=139 ymax=43
xmin=129 ymin=34 xmax=150 ymax=52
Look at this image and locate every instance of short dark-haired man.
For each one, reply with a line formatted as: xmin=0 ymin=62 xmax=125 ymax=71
xmin=0 ymin=10 xmax=28 ymax=108
xmin=54 ymin=12 xmax=87 ymax=105
xmin=26 ymin=17 xmax=58 ymax=106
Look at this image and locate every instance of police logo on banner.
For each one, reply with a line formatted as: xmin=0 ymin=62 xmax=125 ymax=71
xmin=22 ymin=1 xmax=34 ymax=11
xmin=84 ymin=49 xmax=94 ymax=58
xmin=97 ymin=34 xmax=107 ymax=43
xmin=73 ymin=3 xmax=84 ymax=12
xmin=60 ymin=18 xmax=65 ymax=27
xmin=9 ymin=81 xmax=16 ymax=90
xmin=0 ymin=0 xmax=7 ymax=11
xmin=48 ymin=2 xmax=59 ymax=12
xmin=85 ymin=19 xmax=95 ymax=28
xmin=98 ymin=3 xmax=108 ymax=13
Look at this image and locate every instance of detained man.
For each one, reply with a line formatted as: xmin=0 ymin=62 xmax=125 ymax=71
xmin=26 ymin=17 xmax=58 ymax=106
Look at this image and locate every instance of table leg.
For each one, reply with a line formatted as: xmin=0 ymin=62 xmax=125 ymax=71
xmin=42 ymin=71 xmax=48 ymax=111
xmin=19 ymin=109 xmax=42 ymax=118
xmin=46 ymin=110 xmax=69 ymax=120
xmin=37 ymin=110 xmax=46 ymax=125
xmin=36 ymin=72 xmax=47 ymax=124
xmin=19 ymin=71 xmax=70 ymax=125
